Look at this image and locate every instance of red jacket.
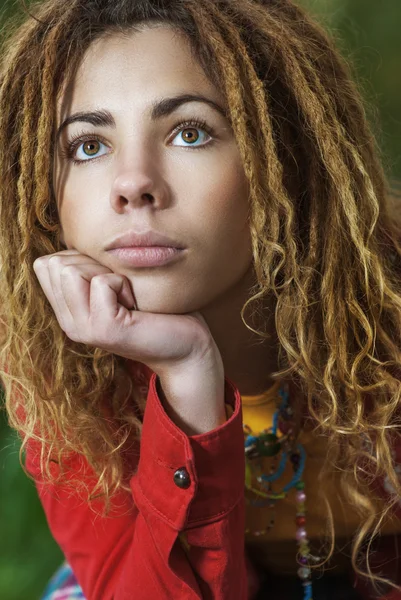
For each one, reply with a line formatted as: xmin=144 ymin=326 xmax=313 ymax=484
xmin=25 ymin=368 xmax=401 ymax=599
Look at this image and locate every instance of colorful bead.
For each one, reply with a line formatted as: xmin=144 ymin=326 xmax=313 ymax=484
xmin=297 ymin=567 xmax=311 ymax=580
xmin=258 ymin=432 xmax=281 ymax=457
xmin=296 ymin=490 xmax=306 ymax=503
xmin=243 ymin=382 xmax=313 ymax=599
xmin=296 ymin=527 xmax=307 ymax=541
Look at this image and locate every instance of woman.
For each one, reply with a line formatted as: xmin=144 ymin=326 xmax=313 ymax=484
xmin=1 ymin=1 xmax=401 ymax=598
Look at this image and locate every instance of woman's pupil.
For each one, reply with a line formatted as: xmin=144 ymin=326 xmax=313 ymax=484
xmin=83 ymin=141 xmax=99 ymax=155
xmin=182 ymin=128 xmax=199 ymax=144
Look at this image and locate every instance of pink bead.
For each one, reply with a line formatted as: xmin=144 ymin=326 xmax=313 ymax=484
xmin=296 ymin=491 xmax=306 ymax=503
xmin=296 ymin=527 xmax=307 ymax=541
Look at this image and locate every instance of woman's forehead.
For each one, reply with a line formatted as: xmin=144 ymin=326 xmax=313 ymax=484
xmin=57 ymin=27 xmax=224 ymax=122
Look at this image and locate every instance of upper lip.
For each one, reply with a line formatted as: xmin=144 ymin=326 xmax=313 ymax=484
xmin=105 ymin=230 xmax=185 ymax=250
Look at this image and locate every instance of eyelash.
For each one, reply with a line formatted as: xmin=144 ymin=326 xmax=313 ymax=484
xmin=60 ymin=118 xmax=215 ymax=165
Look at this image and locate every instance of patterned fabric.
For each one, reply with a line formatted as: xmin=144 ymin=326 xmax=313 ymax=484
xmin=41 ymin=562 xmax=86 ymax=600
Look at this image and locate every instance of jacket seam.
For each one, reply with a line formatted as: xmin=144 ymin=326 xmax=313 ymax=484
xmin=186 ymin=490 xmax=244 ymax=526
xmin=135 ymin=475 xmax=243 ymax=528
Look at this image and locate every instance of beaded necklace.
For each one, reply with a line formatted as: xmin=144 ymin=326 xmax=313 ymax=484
xmin=243 ymin=380 xmax=315 ymax=600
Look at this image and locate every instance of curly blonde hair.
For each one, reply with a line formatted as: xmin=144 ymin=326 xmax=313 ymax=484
xmin=1 ymin=0 xmax=401 ymax=592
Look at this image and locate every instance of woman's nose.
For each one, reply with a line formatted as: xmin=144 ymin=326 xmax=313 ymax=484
xmin=109 ymin=169 xmax=165 ymax=213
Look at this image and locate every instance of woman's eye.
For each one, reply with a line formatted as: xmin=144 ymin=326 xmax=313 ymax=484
xmin=74 ymin=139 xmax=109 ymax=161
xmin=170 ymin=126 xmax=211 ymax=148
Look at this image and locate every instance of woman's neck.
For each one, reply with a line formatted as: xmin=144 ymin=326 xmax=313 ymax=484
xmin=201 ymin=267 xmax=281 ymax=397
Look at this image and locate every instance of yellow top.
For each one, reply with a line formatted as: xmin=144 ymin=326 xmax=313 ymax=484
xmin=224 ymin=381 xmax=401 ymax=575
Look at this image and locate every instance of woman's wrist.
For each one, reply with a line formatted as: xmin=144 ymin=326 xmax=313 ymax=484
xmin=156 ymin=361 xmax=226 ymax=436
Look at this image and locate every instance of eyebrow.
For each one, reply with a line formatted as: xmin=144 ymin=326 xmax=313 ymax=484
xmin=55 ymin=93 xmax=228 ymax=141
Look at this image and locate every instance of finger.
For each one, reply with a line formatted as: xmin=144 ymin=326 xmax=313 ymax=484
xmin=47 ymin=254 xmax=111 ymax=311
xmin=89 ymin=273 xmax=137 ymax=320
xmin=50 ymin=260 xmax=109 ymax=318
xmin=34 ymin=253 xmax=137 ymax=344
xmin=33 ymin=258 xmax=65 ymax=326
xmin=52 ymin=252 xmax=137 ymax=309
xmin=34 ymin=253 xmax=117 ymax=340
xmin=49 ymin=249 xmax=82 ymax=256
xmin=48 ymin=249 xmax=97 ymax=259
xmin=58 ymin=263 xmax=112 ymax=325
xmin=38 ymin=251 xmax=109 ymax=274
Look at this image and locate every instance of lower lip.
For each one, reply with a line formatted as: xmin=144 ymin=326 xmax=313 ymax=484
xmin=108 ymin=246 xmax=185 ymax=267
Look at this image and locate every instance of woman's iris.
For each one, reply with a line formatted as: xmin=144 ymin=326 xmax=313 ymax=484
xmin=181 ymin=128 xmax=200 ymax=144
xmin=83 ymin=140 xmax=101 ymax=156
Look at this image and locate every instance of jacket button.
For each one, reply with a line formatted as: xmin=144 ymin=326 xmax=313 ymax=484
xmin=173 ymin=467 xmax=191 ymax=489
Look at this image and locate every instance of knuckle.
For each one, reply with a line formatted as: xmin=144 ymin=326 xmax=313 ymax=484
xmin=91 ymin=273 xmax=115 ymax=286
xmin=47 ymin=254 xmax=65 ymax=270
xmin=33 ymin=256 xmax=47 ymax=271
xmin=59 ymin=264 xmax=78 ymax=279
xmin=91 ymin=273 xmax=107 ymax=284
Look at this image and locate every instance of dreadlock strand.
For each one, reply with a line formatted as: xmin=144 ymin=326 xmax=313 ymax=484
xmin=200 ymin=0 xmax=300 ymax=298
xmin=187 ymin=0 xmax=274 ymax=293
xmin=240 ymin=1 xmax=376 ymax=259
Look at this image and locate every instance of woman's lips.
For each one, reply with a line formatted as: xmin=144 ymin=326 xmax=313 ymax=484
xmin=107 ymin=246 xmax=185 ymax=268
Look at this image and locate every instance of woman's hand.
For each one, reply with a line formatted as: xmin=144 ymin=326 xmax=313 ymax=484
xmin=33 ymin=250 xmax=226 ymax=434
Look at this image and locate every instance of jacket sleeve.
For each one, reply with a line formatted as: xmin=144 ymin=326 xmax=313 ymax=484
xmin=25 ymin=372 xmax=252 ymax=600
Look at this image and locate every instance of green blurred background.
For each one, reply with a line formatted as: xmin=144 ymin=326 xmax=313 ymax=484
xmin=0 ymin=0 xmax=400 ymax=599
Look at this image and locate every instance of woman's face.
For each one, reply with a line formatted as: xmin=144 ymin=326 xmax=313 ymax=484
xmin=54 ymin=26 xmax=252 ymax=314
